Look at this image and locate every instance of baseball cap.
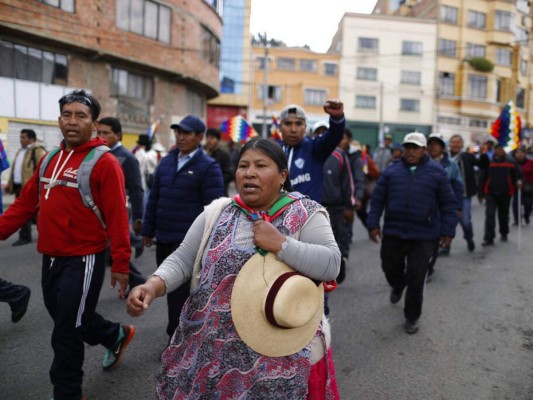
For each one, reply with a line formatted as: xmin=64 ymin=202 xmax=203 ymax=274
xmin=279 ymin=104 xmax=307 ymax=122
xmin=402 ymin=132 xmax=427 ymax=147
xmin=427 ymin=133 xmax=446 ymax=147
xmin=384 ymin=133 xmax=393 ymax=140
xmin=312 ymin=121 xmax=329 ymax=132
xmin=170 ymin=115 xmax=206 ymax=134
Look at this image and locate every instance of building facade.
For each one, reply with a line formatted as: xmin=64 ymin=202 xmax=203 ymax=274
xmin=0 ymin=0 xmax=222 ymax=184
xmin=372 ymin=0 xmax=533 ymax=145
xmin=206 ymin=0 xmax=252 ymax=130
xmin=249 ymin=45 xmax=340 ymax=136
xmin=330 ymin=12 xmax=436 ymax=149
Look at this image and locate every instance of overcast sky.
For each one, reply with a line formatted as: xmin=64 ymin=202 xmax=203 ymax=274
xmin=250 ymin=0 xmax=377 ymax=53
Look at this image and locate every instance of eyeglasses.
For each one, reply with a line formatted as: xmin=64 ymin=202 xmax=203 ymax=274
xmin=60 ymin=94 xmax=93 ymax=108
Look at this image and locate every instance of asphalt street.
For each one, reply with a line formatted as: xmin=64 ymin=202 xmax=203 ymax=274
xmin=1 ymin=200 xmax=533 ymax=399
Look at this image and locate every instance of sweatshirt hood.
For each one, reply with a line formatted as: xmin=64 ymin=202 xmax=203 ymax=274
xmin=60 ymin=137 xmax=107 ymax=153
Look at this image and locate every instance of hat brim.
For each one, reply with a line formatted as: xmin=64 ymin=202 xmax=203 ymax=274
xmin=403 ymin=141 xmax=425 ymax=147
xmin=231 ymin=253 xmax=324 ymax=357
xmin=170 ymin=123 xmax=193 ymax=132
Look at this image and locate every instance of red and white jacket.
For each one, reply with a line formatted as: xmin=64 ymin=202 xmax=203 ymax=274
xmin=0 ymin=137 xmax=131 ymax=273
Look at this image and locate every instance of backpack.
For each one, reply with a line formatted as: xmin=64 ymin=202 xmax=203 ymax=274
xmin=38 ymin=145 xmax=109 ymax=229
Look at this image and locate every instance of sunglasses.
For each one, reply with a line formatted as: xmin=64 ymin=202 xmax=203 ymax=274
xmin=61 ymin=94 xmax=93 ymax=108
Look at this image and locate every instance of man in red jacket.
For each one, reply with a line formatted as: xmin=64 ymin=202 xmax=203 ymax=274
xmin=0 ymin=90 xmax=134 ymax=400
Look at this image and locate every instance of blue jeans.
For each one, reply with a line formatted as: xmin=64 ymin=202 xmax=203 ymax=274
xmin=459 ymin=197 xmax=474 ymax=241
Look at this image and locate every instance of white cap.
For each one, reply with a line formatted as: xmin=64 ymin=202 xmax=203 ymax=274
xmin=427 ymin=133 xmax=446 ymax=147
xmin=312 ymin=121 xmax=329 ymax=132
xmin=403 ymin=132 xmax=427 ymax=147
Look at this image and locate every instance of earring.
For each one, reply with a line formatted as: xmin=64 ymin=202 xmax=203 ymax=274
xmin=279 ymin=184 xmax=287 ymax=194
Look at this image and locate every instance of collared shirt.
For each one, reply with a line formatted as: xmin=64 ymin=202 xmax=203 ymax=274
xmin=13 ymin=147 xmax=28 ymax=184
xmin=177 ymin=148 xmax=199 ymax=171
xmin=110 ymin=142 xmax=123 ymax=151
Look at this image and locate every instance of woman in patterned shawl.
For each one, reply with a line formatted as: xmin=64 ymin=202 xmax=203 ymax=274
xmin=127 ymin=138 xmax=341 ymax=399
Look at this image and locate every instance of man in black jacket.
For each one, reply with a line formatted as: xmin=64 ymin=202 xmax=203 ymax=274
xmin=97 ymin=117 xmax=146 ymax=289
xmin=449 ymin=134 xmax=480 ymax=252
xmin=205 ymin=128 xmax=233 ymax=196
xmin=480 ymin=144 xmax=522 ymax=246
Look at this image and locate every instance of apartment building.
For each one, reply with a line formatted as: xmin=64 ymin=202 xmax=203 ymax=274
xmin=207 ymin=0 xmax=252 ymax=130
xmin=373 ymin=0 xmax=533 ymax=145
xmin=250 ymin=45 xmax=340 ymax=136
xmin=0 ymin=0 xmax=222 ymax=181
xmin=330 ymin=12 xmax=436 ymax=148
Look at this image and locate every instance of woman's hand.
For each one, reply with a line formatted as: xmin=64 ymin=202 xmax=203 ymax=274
xmin=252 ymin=220 xmax=285 ymax=254
xmin=126 ymin=276 xmax=165 ymax=317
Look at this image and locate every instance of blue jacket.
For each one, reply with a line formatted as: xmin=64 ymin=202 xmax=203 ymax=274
xmin=281 ymin=117 xmax=345 ymax=202
xmin=437 ymin=153 xmax=463 ymax=211
xmin=142 ymin=146 xmax=224 ymax=244
xmin=367 ymin=155 xmax=458 ymax=241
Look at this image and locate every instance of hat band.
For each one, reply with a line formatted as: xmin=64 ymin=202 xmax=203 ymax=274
xmin=264 ymin=271 xmax=321 ymax=329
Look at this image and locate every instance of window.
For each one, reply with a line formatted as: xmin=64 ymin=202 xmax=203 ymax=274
xmin=402 ymin=41 xmax=422 ymax=56
xmin=401 ymin=71 xmax=421 ymax=85
xmin=516 ymin=27 xmax=528 ymax=44
xmin=516 ymin=87 xmax=525 ymax=108
xmin=521 ymin=59 xmax=528 ymax=76
xmin=0 ymin=39 xmax=68 ymax=84
xmin=300 ymin=59 xmax=317 ymax=72
xmin=439 ymin=39 xmax=457 ymax=57
xmin=400 ymin=99 xmax=420 ymax=112
xmin=495 ymin=10 xmax=512 ymax=31
xmin=467 ymin=10 xmax=486 ymax=29
xmin=304 ymin=89 xmax=327 ymax=106
xmin=256 ymin=57 xmax=269 ymax=70
xmin=496 ymin=79 xmax=502 ymax=102
xmin=439 ymin=72 xmax=455 ymax=96
xmin=201 ymin=26 xmax=220 ymax=67
xmin=110 ymin=67 xmax=154 ymax=100
xmin=257 ymin=85 xmax=281 ymax=103
xmin=358 ymin=37 xmax=379 ymax=52
xmin=438 ymin=116 xmax=462 ymax=125
xmin=356 ymin=67 xmax=377 ymax=81
xmin=186 ymin=89 xmax=205 ymax=115
xmin=469 ymin=119 xmax=488 ymax=128
xmin=495 ymin=48 xmax=512 ymax=66
xmin=277 ymin=57 xmax=295 ymax=70
xmin=220 ymin=76 xmax=235 ymax=94
xmin=36 ymin=0 xmax=74 ymax=12
xmin=466 ymin=43 xmax=486 ymax=59
xmin=440 ymin=5 xmax=458 ymax=24
xmin=324 ymin=63 xmax=338 ymax=76
xmin=355 ymin=95 xmax=376 ymax=109
xmin=204 ymin=0 xmax=223 ymax=17
xmin=116 ymin=0 xmax=171 ymax=43
xmin=467 ymin=75 xmax=487 ymax=99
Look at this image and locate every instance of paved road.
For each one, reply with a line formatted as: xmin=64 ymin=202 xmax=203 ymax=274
xmin=1 ymin=201 xmax=533 ymax=399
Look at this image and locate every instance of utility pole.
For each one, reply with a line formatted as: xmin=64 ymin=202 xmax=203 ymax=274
xmin=378 ymin=81 xmax=384 ymax=145
xmin=259 ymin=32 xmax=269 ymax=139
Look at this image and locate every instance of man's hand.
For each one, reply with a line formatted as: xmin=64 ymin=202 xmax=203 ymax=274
xmin=354 ymin=198 xmax=362 ymax=211
xmin=517 ymin=180 xmax=523 ymax=190
xmin=323 ymin=99 xmax=344 ymax=120
xmin=369 ymin=228 xmax=381 ymax=243
xmin=132 ymin=220 xmax=143 ymax=235
xmin=440 ymin=236 xmax=453 ymax=247
xmin=111 ymin=272 xmax=129 ymax=299
xmin=343 ymin=208 xmax=354 ymax=224
xmin=142 ymin=236 xmax=154 ymax=247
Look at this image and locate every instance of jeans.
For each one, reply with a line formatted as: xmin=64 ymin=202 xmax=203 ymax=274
xmin=459 ymin=197 xmax=474 ymax=241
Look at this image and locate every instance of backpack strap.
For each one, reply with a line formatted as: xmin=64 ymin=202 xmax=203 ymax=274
xmin=78 ymin=145 xmax=109 ymax=229
xmin=331 ymin=149 xmax=345 ymax=173
xmin=38 ymin=145 xmax=109 ymax=230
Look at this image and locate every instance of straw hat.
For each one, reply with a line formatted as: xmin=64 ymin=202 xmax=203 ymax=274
xmin=231 ymin=252 xmax=324 ymax=357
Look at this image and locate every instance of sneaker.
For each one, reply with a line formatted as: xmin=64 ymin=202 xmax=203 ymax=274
xmin=102 ymin=325 xmax=135 ymax=371
xmin=390 ymin=287 xmax=404 ymax=304
xmin=501 ymin=235 xmax=508 ymax=242
xmin=404 ymin=319 xmax=419 ymax=334
xmin=467 ymin=239 xmax=475 ymax=252
xmin=11 ymin=287 xmax=31 ymax=323
xmin=482 ymin=240 xmax=494 ymax=247
xmin=438 ymin=246 xmax=450 ymax=256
